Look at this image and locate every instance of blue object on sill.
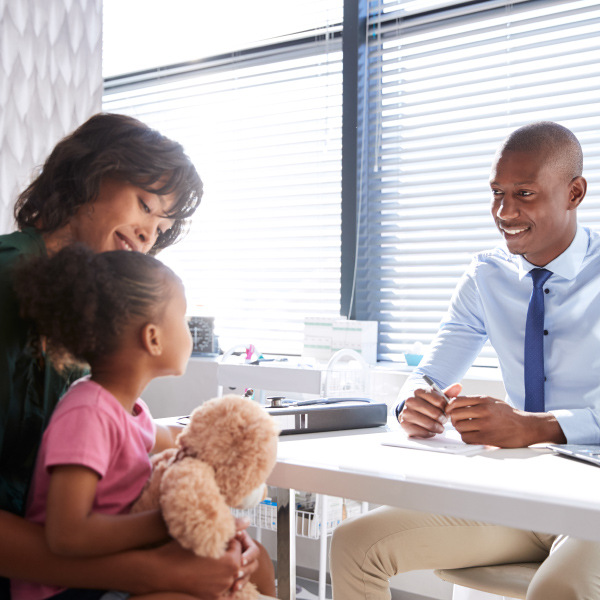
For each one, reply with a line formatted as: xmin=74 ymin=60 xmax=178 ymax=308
xmin=404 ymin=353 xmax=423 ymax=366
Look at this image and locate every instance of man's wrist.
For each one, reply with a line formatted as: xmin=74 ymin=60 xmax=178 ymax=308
xmin=524 ymin=412 xmax=567 ymax=445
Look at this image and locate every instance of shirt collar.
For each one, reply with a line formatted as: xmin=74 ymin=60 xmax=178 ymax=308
xmin=516 ymin=226 xmax=588 ymax=281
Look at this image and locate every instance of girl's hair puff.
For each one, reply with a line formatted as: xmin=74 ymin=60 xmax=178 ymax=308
xmin=13 ymin=245 xmax=179 ymax=367
xmin=14 ymin=113 xmax=203 ymax=254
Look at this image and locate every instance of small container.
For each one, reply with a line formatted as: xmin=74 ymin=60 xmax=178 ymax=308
xmin=404 ymin=353 xmax=423 ymax=366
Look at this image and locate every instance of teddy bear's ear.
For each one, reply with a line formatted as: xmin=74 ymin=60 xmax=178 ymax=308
xmin=160 ymin=457 xmax=236 ymax=559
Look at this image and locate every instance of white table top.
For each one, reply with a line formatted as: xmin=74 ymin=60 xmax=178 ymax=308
xmin=268 ymin=424 xmax=600 ymax=542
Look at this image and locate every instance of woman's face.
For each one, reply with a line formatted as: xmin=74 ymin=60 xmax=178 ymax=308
xmin=69 ymin=177 xmax=176 ymax=254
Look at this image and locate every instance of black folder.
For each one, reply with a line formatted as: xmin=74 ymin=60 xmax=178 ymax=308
xmin=265 ymin=397 xmax=387 ymax=435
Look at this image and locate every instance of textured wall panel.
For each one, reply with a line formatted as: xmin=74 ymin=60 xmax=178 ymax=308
xmin=0 ymin=0 xmax=102 ymax=233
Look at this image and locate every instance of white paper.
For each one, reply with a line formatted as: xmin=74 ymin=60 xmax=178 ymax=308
xmin=382 ymin=425 xmax=489 ymax=456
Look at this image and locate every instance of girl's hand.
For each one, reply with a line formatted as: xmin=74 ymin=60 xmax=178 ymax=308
xmin=232 ymin=517 xmax=260 ymax=592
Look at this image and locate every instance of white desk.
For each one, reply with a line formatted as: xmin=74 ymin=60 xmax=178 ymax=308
xmin=268 ymin=425 xmax=600 ymax=599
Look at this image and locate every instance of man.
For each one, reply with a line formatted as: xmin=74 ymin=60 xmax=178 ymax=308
xmin=330 ymin=122 xmax=600 ymax=600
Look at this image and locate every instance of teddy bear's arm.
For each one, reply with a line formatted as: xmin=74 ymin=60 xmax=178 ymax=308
xmin=130 ymin=448 xmax=177 ymax=514
xmin=160 ymin=458 xmax=237 ymax=559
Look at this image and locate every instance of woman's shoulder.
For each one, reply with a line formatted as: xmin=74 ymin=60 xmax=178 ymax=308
xmin=0 ymin=229 xmax=46 ymax=315
xmin=0 ymin=228 xmax=45 ymax=260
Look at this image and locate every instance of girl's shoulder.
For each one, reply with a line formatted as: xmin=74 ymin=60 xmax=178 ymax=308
xmin=56 ymin=378 xmax=151 ymax=426
xmin=56 ymin=377 xmax=108 ymax=410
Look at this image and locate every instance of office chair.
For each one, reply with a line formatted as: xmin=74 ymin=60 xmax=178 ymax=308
xmin=434 ymin=561 xmax=542 ymax=599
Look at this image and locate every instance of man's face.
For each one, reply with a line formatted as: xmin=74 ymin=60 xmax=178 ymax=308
xmin=489 ymin=149 xmax=580 ymax=267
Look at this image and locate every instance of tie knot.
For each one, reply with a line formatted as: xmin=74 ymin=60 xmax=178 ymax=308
xmin=529 ymin=268 xmax=552 ymax=289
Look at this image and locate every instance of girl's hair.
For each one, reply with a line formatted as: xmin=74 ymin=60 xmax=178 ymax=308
xmin=14 ymin=112 xmax=203 ymax=254
xmin=13 ymin=244 xmax=179 ymax=367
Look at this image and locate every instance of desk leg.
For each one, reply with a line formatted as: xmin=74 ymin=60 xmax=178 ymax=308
xmin=318 ymin=494 xmax=328 ymax=600
xmin=277 ymin=487 xmax=296 ymax=600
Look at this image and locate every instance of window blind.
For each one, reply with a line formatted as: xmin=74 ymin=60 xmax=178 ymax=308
xmin=103 ymin=4 xmax=343 ymax=356
xmin=357 ymin=0 xmax=600 ymax=363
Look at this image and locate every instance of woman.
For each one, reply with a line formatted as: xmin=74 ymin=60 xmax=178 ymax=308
xmin=0 ymin=113 xmax=274 ymax=600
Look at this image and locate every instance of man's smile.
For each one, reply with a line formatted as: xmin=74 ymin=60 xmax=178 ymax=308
xmin=498 ymin=224 xmax=531 ymax=237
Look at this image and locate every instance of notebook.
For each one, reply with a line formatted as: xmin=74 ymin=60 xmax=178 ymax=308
xmin=547 ymin=444 xmax=600 ymax=467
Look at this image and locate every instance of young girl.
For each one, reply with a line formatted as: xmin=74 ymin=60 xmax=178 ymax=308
xmin=10 ymin=244 xmax=195 ymax=600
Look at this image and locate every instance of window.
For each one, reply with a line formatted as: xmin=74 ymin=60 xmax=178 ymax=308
xmin=103 ymin=1 xmax=344 ymax=355
xmin=103 ymin=0 xmax=600 ymax=363
xmin=357 ymin=0 xmax=600 ymax=363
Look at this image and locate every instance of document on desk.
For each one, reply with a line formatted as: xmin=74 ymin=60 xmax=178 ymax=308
xmin=382 ymin=425 xmax=489 ymax=456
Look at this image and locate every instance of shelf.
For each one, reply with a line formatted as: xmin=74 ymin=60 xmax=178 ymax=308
xmin=218 ymin=363 xmax=323 ymax=395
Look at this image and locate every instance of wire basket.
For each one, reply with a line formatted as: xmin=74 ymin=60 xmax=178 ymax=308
xmin=231 ymin=494 xmax=362 ymax=539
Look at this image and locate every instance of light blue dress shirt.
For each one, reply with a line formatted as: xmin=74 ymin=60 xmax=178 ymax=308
xmin=401 ymin=226 xmax=600 ymax=444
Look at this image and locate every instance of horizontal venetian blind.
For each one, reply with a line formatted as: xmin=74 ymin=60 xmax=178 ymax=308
xmin=357 ymin=0 xmax=600 ymax=363
xmin=103 ymin=6 xmax=343 ymax=355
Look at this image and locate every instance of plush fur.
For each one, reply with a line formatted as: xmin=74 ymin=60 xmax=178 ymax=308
xmin=132 ymin=394 xmax=280 ymax=600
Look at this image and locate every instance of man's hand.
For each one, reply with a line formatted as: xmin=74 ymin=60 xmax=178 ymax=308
xmin=447 ymin=395 xmax=567 ymax=448
xmin=399 ymin=383 xmax=462 ymax=438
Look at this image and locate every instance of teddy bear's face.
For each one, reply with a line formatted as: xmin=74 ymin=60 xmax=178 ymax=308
xmin=177 ymin=395 xmax=279 ymax=507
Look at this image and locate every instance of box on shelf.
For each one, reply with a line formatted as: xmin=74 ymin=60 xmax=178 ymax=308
xmin=302 ymin=317 xmax=378 ymax=364
xmin=331 ymin=320 xmax=378 ymax=365
xmin=302 ymin=316 xmax=345 ymax=360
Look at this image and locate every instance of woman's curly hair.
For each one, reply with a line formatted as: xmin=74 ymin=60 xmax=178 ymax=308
xmin=14 ymin=112 xmax=203 ymax=254
xmin=13 ymin=244 xmax=179 ymax=368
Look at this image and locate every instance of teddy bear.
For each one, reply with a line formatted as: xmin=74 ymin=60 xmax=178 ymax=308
xmin=132 ymin=394 xmax=280 ymax=600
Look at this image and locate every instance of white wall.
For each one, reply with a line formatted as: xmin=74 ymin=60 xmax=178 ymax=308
xmin=0 ymin=0 xmax=102 ymax=233
xmin=143 ymin=357 xmax=220 ymax=418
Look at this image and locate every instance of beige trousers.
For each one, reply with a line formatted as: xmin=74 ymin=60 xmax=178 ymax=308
xmin=329 ymin=506 xmax=600 ymax=600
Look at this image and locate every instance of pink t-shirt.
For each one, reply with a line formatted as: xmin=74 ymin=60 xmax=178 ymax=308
xmin=12 ymin=377 xmax=156 ymax=600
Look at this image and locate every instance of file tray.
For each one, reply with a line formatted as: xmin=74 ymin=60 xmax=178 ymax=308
xmin=265 ymin=398 xmax=387 ymax=435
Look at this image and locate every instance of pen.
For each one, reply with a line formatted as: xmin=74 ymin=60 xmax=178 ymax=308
xmin=422 ymin=375 xmax=449 ymax=424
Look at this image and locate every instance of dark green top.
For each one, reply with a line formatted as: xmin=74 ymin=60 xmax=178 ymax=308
xmin=0 ymin=229 xmax=88 ymax=600
xmin=0 ymin=229 xmax=82 ymax=517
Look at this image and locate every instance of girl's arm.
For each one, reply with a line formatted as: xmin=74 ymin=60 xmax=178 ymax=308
xmin=45 ymin=465 xmax=169 ymax=557
xmin=152 ymin=422 xmax=183 ymax=454
xmin=0 ymin=509 xmax=257 ymax=599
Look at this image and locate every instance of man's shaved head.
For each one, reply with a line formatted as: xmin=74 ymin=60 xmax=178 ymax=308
xmin=495 ymin=121 xmax=583 ymax=183
xmin=489 ymin=121 xmax=587 ymax=266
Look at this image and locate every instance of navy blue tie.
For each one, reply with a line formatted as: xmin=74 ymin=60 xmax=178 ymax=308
xmin=524 ymin=268 xmax=552 ymax=412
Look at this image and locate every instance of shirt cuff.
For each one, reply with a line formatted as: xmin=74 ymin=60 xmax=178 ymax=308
xmin=550 ymin=408 xmax=600 ymax=444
